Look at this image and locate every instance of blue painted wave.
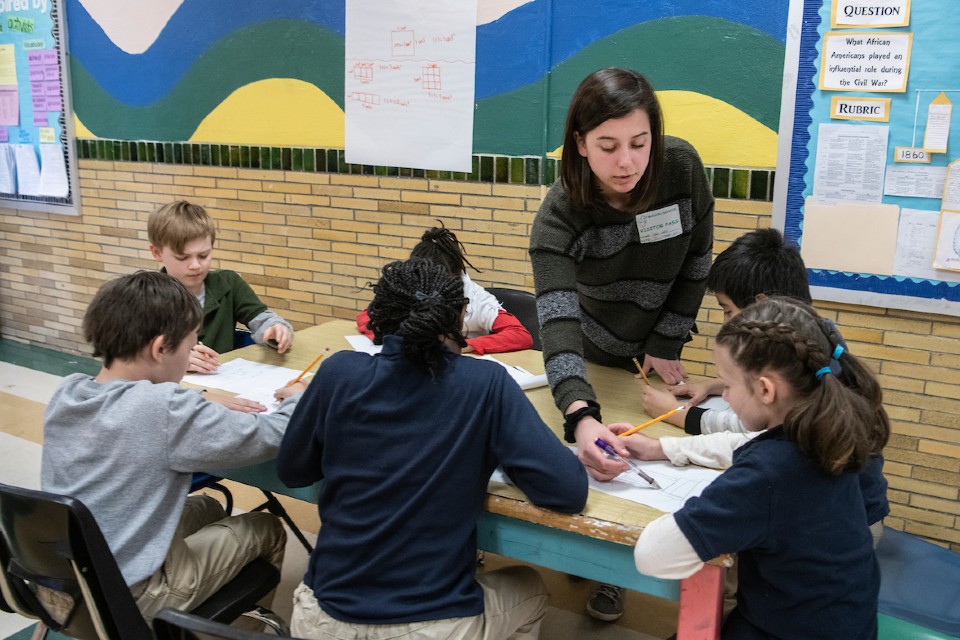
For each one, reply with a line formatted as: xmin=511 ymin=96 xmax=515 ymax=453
xmin=66 ymin=0 xmax=787 ymax=105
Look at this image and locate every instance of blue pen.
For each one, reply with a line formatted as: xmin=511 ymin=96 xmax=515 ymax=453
xmin=594 ymin=438 xmax=661 ymax=489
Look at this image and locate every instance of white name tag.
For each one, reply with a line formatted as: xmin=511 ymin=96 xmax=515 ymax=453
xmin=636 ymin=204 xmax=683 ymax=243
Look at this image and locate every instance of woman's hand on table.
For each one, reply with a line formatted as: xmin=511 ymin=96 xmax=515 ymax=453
xmin=642 ymin=387 xmax=686 ymax=428
xmin=642 ymin=354 xmax=687 ymax=386
xmin=573 ymin=417 xmax=632 ymax=481
xmin=201 ymin=391 xmax=266 ymax=413
xmin=188 ymin=343 xmax=220 ymax=374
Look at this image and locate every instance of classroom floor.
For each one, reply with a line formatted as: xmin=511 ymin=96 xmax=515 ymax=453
xmin=0 ymin=342 xmax=679 ymax=640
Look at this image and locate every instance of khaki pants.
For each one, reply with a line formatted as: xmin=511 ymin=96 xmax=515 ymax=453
xmin=37 ymin=495 xmax=285 ymax=638
xmin=291 ymin=565 xmax=549 ymax=640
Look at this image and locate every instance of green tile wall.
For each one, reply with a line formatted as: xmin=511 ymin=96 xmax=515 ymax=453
xmin=75 ymin=139 xmax=774 ymax=201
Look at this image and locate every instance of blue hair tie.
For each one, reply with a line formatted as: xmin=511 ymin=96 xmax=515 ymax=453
xmin=832 ymin=345 xmax=844 ymax=359
xmin=815 ymin=366 xmax=831 ymax=380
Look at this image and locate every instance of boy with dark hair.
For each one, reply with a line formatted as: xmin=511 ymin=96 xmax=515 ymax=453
xmin=40 ymin=271 xmax=306 ymax=633
xmin=643 ymin=228 xmax=812 ymax=434
xmin=148 ymin=200 xmax=294 ymax=374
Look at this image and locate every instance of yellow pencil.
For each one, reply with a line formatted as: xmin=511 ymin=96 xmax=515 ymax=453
xmin=291 ymin=354 xmax=324 ymax=384
xmin=632 ymin=357 xmax=651 ymax=386
xmin=620 ymin=406 xmax=684 ymax=437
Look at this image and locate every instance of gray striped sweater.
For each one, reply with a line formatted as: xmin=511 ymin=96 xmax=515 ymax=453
xmin=529 ymin=136 xmax=714 ymax=412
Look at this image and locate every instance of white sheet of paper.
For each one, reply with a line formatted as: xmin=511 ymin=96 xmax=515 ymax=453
xmin=477 ymin=355 xmax=548 ymax=390
xmin=813 ymin=123 xmax=888 ymax=203
xmin=932 ymin=210 xmax=960 ymax=272
xmin=0 ymin=144 xmax=15 ymax=193
xmin=893 ymin=208 xmax=960 ymax=281
xmin=344 ymin=0 xmax=477 ymax=172
xmin=493 ymin=450 xmax=723 ymax=514
xmin=182 ymin=359 xmax=306 ymax=413
xmin=14 ymin=144 xmax=41 ymax=196
xmin=583 ymin=461 xmax=722 ymax=513
xmin=942 ymin=160 xmax=960 ymax=212
xmin=884 ymin=165 xmax=948 ymax=199
xmin=38 ymin=143 xmax=68 ymax=197
xmin=344 ymin=334 xmax=382 ymax=354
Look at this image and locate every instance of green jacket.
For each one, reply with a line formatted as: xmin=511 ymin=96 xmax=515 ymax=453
xmin=197 ymin=270 xmax=268 ymax=354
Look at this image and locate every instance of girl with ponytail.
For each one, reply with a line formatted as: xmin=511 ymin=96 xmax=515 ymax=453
xmin=632 ymin=297 xmax=889 ymax=639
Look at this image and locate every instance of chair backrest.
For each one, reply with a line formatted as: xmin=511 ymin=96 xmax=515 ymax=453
xmin=0 ymin=482 xmax=153 ymax=639
xmin=154 ymin=607 xmax=279 ymax=640
xmin=485 ymin=287 xmax=541 ymax=351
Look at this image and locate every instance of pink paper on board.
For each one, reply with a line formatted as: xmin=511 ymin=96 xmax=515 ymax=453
xmin=0 ymin=128 xmax=8 ymax=142
xmin=30 ymin=81 xmax=43 ymax=95
xmin=40 ymin=50 xmax=57 ymax=66
xmin=43 ymin=66 xmax=59 ymax=82
xmin=0 ymin=87 xmax=19 ymax=126
xmin=33 ymin=109 xmax=48 ymax=127
xmin=28 ymin=68 xmax=44 ymax=82
xmin=26 ymin=51 xmax=43 ymax=65
xmin=45 ymin=96 xmax=60 ymax=111
xmin=44 ymin=81 xmax=60 ymax=96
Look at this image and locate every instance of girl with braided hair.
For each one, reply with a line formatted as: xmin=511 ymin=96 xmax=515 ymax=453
xmin=356 ymin=224 xmax=533 ymax=354
xmin=632 ymin=297 xmax=889 ymax=639
xmin=278 ymin=259 xmax=587 ymax=640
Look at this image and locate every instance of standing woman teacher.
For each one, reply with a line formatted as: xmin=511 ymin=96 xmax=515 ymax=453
xmin=530 ymin=67 xmax=714 ymax=481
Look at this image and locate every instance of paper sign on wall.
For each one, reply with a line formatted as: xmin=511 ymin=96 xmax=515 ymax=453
xmin=801 ymin=197 xmax=900 ymax=275
xmin=831 ymin=0 xmax=910 ymax=28
xmin=819 ymin=31 xmax=912 ymax=92
xmin=923 ymin=92 xmax=952 ymax=153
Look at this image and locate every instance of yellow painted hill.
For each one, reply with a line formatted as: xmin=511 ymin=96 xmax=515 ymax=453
xmin=190 ymin=79 xmax=344 ymax=147
xmin=551 ymin=90 xmax=777 ymax=168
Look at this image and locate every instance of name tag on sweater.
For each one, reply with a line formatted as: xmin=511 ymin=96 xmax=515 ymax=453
xmin=635 ymin=204 xmax=683 ymax=243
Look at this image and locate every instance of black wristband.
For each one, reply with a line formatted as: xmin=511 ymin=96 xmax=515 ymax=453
xmin=563 ymin=402 xmax=601 ymax=443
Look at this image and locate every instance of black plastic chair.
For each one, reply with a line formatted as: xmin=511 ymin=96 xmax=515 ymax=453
xmin=154 ymin=607 xmax=298 ymax=640
xmin=0 ymin=482 xmax=283 ymax=640
xmin=485 ymin=287 xmax=541 ymax=351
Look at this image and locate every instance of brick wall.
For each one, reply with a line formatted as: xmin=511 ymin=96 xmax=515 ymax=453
xmin=1 ymin=159 xmax=958 ymax=549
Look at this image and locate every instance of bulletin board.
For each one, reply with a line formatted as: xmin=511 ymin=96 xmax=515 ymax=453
xmin=773 ymin=0 xmax=960 ymax=315
xmin=0 ymin=0 xmax=79 ymax=215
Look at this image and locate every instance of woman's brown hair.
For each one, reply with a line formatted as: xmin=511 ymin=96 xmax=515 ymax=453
xmin=560 ymin=68 xmax=665 ymax=213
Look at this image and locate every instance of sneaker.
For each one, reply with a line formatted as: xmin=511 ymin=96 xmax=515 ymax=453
xmin=586 ymin=583 xmax=624 ymax=621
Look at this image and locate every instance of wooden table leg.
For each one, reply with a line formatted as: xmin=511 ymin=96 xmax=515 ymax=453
xmin=676 ymin=564 xmax=726 ymax=640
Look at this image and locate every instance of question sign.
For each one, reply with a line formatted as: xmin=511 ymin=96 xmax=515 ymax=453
xmin=819 ymin=31 xmax=913 ymax=93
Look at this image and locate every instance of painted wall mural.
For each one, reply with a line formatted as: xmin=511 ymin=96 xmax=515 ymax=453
xmin=66 ymin=0 xmax=788 ymax=168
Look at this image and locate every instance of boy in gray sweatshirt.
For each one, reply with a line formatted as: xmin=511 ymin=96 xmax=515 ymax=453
xmin=40 ymin=270 xmax=306 ymax=634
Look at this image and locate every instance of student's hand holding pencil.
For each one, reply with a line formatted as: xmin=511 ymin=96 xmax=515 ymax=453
xmin=188 ymin=343 xmax=221 ymax=374
xmin=274 ymin=379 xmax=309 ymax=401
xmin=641 ymin=387 xmax=687 ymax=428
xmin=608 ymin=425 xmax=668 ymax=461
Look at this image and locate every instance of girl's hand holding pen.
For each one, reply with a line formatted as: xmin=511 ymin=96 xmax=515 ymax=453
xmin=188 ymin=342 xmax=221 ymax=374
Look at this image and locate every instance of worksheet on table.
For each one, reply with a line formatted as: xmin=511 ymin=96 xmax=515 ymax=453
xmin=183 ymin=359 xmax=306 ymax=413
xmin=491 ymin=456 xmax=723 ymax=514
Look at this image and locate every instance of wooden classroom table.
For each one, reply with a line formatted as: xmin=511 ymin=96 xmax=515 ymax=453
xmin=213 ymin=320 xmax=726 ymax=639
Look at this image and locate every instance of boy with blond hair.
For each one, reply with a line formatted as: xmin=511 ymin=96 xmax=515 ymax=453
xmin=148 ymin=200 xmax=294 ymax=374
